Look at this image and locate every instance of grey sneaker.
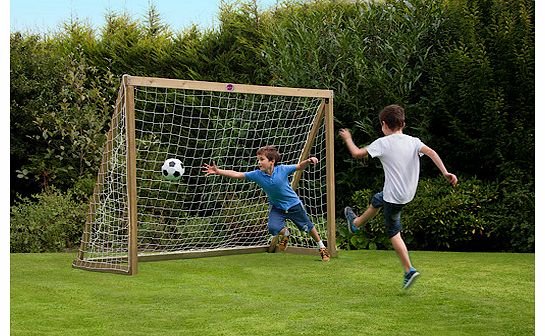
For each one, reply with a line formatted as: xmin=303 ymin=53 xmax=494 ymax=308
xmin=403 ymin=270 xmax=420 ymax=290
xmin=344 ymin=206 xmax=359 ymax=233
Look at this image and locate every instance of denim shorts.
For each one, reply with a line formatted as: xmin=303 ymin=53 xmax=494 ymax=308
xmin=371 ymin=192 xmax=405 ymax=238
xmin=268 ymin=203 xmax=314 ymax=236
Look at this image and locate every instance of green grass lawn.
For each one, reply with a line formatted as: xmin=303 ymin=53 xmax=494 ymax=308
xmin=10 ymin=250 xmax=534 ymax=336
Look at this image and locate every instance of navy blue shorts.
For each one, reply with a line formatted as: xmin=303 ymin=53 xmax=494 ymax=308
xmin=268 ymin=203 xmax=314 ymax=236
xmin=371 ymin=192 xmax=405 ymax=238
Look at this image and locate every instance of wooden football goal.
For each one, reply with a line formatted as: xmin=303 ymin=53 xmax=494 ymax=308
xmin=72 ymin=75 xmax=336 ymax=275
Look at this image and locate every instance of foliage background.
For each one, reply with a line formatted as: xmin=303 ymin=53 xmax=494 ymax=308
xmin=10 ymin=0 xmax=534 ymax=252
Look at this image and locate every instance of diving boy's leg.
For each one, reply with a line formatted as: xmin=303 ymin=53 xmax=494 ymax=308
xmin=268 ymin=233 xmax=280 ymax=253
xmin=277 ymin=227 xmax=290 ymax=252
xmin=267 ymin=207 xmax=287 ymax=253
xmin=268 ymin=227 xmax=290 ymax=253
xmin=282 ymin=204 xmax=330 ymax=261
xmin=309 ymin=227 xmax=330 ymax=261
xmin=309 ymin=226 xmax=321 ymax=242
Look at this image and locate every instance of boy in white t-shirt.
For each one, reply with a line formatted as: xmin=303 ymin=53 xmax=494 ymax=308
xmin=339 ymin=104 xmax=457 ymax=289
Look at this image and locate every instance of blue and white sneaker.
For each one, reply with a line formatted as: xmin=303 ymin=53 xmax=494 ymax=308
xmin=344 ymin=206 xmax=359 ymax=233
xmin=403 ymin=269 xmax=420 ymax=290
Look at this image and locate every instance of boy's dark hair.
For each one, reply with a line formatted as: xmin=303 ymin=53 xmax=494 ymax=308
xmin=379 ymin=104 xmax=405 ymax=131
xmin=256 ymin=145 xmax=281 ymax=163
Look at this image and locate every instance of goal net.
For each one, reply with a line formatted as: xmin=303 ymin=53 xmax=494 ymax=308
xmin=72 ymin=75 xmax=336 ymax=275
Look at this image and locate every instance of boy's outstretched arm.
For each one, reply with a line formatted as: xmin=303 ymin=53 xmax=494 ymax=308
xmin=420 ymin=146 xmax=458 ymax=186
xmin=202 ymin=162 xmax=245 ymax=179
xmin=339 ymin=128 xmax=369 ymax=159
xmin=296 ymin=157 xmax=318 ymax=170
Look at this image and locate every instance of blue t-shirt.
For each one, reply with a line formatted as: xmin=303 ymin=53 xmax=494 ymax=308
xmin=244 ymin=164 xmax=301 ymax=211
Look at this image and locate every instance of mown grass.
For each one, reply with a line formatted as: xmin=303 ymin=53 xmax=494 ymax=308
xmin=10 ymin=250 xmax=534 ymax=335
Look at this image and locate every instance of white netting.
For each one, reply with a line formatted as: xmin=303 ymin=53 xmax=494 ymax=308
xmin=74 ymin=79 xmax=331 ymax=274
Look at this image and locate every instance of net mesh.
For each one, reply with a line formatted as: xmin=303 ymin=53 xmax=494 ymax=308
xmin=74 ymin=79 xmax=330 ymax=273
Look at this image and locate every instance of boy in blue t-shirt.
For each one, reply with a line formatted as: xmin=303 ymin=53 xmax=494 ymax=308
xmin=202 ymin=145 xmax=330 ymax=261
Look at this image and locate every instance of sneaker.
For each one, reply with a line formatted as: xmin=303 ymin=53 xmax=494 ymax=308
xmin=268 ymin=228 xmax=289 ymax=253
xmin=268 ymin=234 xmax=279 ymax=253
xmin=278 ymin=234 xmax=289 ymax=252
xmin=319 ymin=248 xmax=330 ymax=262
xmin=344 ymin=206 xmax=359 ymax=233
xmin=403 ymin=270 xmax=420 ymax=290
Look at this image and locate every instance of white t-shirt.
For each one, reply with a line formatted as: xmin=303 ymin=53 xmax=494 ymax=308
xmin=367 ymin=134 xmax=425 ymax=204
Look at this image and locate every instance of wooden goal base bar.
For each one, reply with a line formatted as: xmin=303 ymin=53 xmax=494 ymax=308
xmin=73 ymin=245 xmax=328 ymax=275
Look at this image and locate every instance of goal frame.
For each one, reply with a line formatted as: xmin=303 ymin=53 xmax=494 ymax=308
xmin=72 ymin=75 xmax=336 ymax=275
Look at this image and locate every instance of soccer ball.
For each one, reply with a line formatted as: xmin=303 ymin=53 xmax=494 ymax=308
xmin=161 ymin=158 xmax=185 ymax=181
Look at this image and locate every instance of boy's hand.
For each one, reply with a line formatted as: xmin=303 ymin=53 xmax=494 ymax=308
xmin=202 ymin=162 xmax=219 ymax=176
xmin=445 ymin=172 xmax=458 ymax=187
xmin=339 ymin=128 xmax=352 ymax=141
xmin=297 ymin=156 xmax=319 ymax=170
xmin=339 ymin=128 xmax=369 ymax=159
xmin=202 ymin=162 xmax=244 ymax=179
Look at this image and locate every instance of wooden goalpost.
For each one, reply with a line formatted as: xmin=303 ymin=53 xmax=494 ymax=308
xmin=72 ymin=75 xmax=336 ymax=275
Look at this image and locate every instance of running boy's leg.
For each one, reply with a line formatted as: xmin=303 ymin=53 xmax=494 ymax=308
xmin=391 ymin=233 xmax=420 ymax=288
xmin=383 ymin=202 xmax=420 ymax=289
xmin=390 ymin=232 xmax=412 ymax=273
xmin=383 ymin=203 xmax=413 ymax=272
xmin=345 ymin=205 xmax=378 ymax=233
xmin=353 ymin=205 xmax=380 ymax=227
xmin=344 ymin=192 xmax=381 ymax=233
xmin=394 ymin=234 xmax=420 ymax=290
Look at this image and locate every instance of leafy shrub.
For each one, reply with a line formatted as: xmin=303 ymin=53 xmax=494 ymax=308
xmin=337 ymin=176 xmax=534 ymax=252
xmin=483 ymin=165 xmax=534 ymax=252
xmin=422 ymin=0 xmax=534 ymax=180
xmin=402 ymin=177 xmax=498 ymax=251
xmin=10 ymin=189 xmax=87 ymax=252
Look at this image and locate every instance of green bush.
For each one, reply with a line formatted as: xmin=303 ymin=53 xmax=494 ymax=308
xmin=10 ymin=189 xmax=87 ymax=252
xmin=483 ymin=165 xmax=535 ymax=252
xmin=422 ymin=0 xmax=534 ymax=180
xmin=402 ymin=177 xmax=498 ymax=251
xmin=337 ymin=176 xmax=534 ymax=252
